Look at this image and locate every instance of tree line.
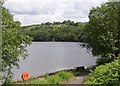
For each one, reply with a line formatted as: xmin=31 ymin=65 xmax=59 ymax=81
xmin=21 ymin=20 xmax=86 ymax=42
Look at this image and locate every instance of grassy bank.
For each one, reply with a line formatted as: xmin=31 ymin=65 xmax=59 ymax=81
xmin=13 ymin=71 xmax=74 ymax=84
xmin=9 ymin=66 xmax=91 ymax=85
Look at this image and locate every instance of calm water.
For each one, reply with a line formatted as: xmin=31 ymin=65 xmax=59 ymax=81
xmin=12 ymin=42 xmax=96 ymax=80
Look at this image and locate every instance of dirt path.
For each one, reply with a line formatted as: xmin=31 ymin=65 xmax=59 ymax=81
xmin=65 ymin=72 xmax=88 ymax=84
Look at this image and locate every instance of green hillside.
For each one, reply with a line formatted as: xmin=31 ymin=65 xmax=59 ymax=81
xmin=21 ymin=20 xmax=86 ymax=42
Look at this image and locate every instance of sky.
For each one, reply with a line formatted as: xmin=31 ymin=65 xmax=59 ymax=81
xmin=4 ymin=0 xmax=108 ymax=26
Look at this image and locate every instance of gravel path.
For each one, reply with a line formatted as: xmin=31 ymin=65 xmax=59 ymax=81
xmin=65 ymin=72 xmax=88 ymax=84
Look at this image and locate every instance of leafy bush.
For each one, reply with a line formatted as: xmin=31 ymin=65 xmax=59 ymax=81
xmin=57 ymin=71 xmax=74 ymax=81
xmin=96 ymin=54 xmax=115 ymax=65
xmin=45 ymin=75 xmax=62 ymax=84
xmin=84 ymin=60 xmax=120 ymax=85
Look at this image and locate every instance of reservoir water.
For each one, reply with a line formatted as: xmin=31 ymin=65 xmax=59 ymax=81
xmin=12 ymin=42 xmax=96 ymax=80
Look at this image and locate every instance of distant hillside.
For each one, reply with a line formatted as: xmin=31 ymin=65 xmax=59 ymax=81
xmin=21 ymin=20 xmax=86 ymax=42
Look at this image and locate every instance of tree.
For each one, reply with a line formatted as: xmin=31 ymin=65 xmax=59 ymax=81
xmin=82 ymin=2 xmax=120 ymax=57
xmin=0 ymin=2 xmax=32 ymax=83
xmin=38 ymin=30 xmax=51 ymax=41
xmin=62 ymin=20 xmax=74 ymax=25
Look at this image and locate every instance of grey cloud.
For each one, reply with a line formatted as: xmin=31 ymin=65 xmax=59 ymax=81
xmin=10 ymin=9 xmax=50 ymax=15
xmin=61 ymin=2 xmax=90 ymax=20
xmin=4 ymin=0 xmax=107 ymax=25
xmin=4 ymin=2 xmax=57 ymax=15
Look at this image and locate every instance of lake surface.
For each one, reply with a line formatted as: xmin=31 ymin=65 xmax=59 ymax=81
xmin=12 ymin=42 xmax=96 ymax=80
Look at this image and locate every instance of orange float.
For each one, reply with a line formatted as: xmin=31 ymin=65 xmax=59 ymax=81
xmin=21 ymin=72 xmax=29 ymax=80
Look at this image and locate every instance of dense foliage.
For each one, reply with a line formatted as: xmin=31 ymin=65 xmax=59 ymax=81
xmin=83 ymin=1 xmax=120 ymax=85
xmin=84 ymin=59 xmax=120 ymax=85
xmin=21 ymin=20 xmax=85 ymax=42
xmin=96 ymin=53 xmax=116 ymax=65
xmin=0 ymin=2 xmax=32 ymax=83
xmin=82 ymin=2 xmax=120 ymax=57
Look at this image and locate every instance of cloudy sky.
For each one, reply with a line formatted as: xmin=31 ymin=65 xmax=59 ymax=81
xmin=4 ymin=0 xmax=108 ymax=26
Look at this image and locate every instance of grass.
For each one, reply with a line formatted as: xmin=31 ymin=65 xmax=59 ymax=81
xmin=11 ymin=67 xmax=91 ymax=85
xmin=14 ymin=71 xmax=74 ymax=84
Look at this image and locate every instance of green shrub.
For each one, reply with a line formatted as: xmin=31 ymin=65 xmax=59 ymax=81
xmin=84 ymin=60 xmax=120 ymax=85
xmin=57 ymin=71 xmax=74 ymax=81
xmin=96 ymin=53 xmax=115 ymax=65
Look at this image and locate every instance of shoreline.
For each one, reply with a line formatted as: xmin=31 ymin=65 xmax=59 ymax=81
xmin=13 ymin=65 xmax=95 ymax=83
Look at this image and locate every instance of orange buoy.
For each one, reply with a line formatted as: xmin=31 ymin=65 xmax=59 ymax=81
xmin=21 ymin=72 xmax=29 ymax=80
